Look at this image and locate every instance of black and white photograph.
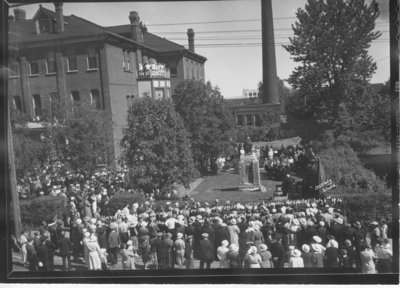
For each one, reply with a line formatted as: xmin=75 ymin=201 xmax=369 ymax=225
xmin=1 ymin=0 xmax=399 ymax=284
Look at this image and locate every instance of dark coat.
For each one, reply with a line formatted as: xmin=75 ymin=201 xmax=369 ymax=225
xmin=97 ymin=226 xmax=108 ymax=249
xmin=58 ymin=236 xmax=73 ymax=255
xmin=214 ymin=224 xmax=229 ymax=248
xmin=199 ymin=239 xmax=214 ymax=261
xmin=36 ymin=243 xmax=49 ymax=270
xmin=324 ymin=247 xmax=339 ymax=267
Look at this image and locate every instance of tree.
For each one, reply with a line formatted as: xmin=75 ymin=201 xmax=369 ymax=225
xmin=283 ymin=0 xmax=381 ymax=133
xmin=48 ymin=101 xmax=112 ymax=175
xmin=120 ymin=95 xmax=194 ymax=193
xmin=173 ymin=80 xmax=236 ymax=174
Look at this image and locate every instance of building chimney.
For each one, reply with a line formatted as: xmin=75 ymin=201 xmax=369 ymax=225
xmin=13 ymin=9 xmax=26 ymax=21
xmin=129 ymin=11 xmax=143 ymax=43
xmin=261 ymin=0 xmax=279 ymax=105
xmin=187 ymin=28 xmax=195 ymax=53
xmin=54 ymin=2 xmax=64 ymax=33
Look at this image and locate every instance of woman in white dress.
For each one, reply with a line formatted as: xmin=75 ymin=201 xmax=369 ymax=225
xmin=85 ymin=234 xmax=102 ymax=270
xmin=289 ymin=249 xmax=304 ymax=268
xmin=217 ymin=240 xmax=230 ymax=268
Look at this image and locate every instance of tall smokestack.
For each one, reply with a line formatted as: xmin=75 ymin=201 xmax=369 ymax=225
xmin=54 ymin=2 xmax=64 ymax=33
xmin=187 ymin=28 xmax=195 ymax=53
xmin=13 ymin=9 xmax=26 ymax=21
xmin=129 ymin=11 xmax=143 ymax=43
xmin=261 ymin=0 xmax=279 ymax=104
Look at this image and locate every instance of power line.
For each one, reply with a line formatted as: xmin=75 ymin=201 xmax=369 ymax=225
xmin=146 ymin=10 xmax=390 ymax=26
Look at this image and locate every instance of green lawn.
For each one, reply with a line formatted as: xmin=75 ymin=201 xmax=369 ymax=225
xmin=189 ymin=169 xmax=280 ymax=202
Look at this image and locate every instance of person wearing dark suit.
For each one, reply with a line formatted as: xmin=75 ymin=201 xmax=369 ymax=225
xmin=36 ymin=236 xmax=50 ymax=271
xmin=58 ymin=231 xmax=73 ymax=271
xmin=199 ymin=233 xmax=214 ymax=269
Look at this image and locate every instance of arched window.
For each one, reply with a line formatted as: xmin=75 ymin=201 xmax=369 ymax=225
xmin=71 ymin=90 xmax=80 ymax=102
xmin=32 ymin=94 xmax=42 ymax=119
xmin=90 ymin=89 xmax=101 ymax=109
xmin=13 ymin=95 xmax=23 ymax=113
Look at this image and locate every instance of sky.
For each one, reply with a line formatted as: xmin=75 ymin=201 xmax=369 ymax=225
xmin=15 ymin=0 xmax=391 ymax=99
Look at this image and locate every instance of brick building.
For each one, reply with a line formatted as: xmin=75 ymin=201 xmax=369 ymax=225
xmin=8 ymin=3 xmax=207 ymax=166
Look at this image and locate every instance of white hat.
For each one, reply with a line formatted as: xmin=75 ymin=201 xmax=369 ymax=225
xmin=312 ymin=244 xmax=322 ymax=253
xmin=221 ymin=240 xmax=229 ymax=247
xmin=127 ymin=240 xmax=133 ymax=246
xmin=334 ymin=218 xmax=343 ymax=224
xmin=302 ymin=244 xmax=310 ymax=253
xmin=313 ymin=236 xmax=322 ymax=243
xmin=291 ymin=249 xmax=302 ymax=257
xmin=176 ymin=233 xmax=183 ymax=239
xmin=84 ymin=231 xmax=91 ymax=238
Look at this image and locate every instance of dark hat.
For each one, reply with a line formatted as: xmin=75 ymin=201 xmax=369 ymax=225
xmin=274 ymin=233 xmax=282 ymax=240
xmin=26 ymin=237 xmax=34 ymax=242
xmin=327 ymin=235 xmax=335 ymax=240
xmin=40 ymin=236 xmax=47 ymax=243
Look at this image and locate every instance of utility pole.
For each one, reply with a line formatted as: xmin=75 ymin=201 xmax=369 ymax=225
xmin=7 ymin=103 xmax=22 ymax=239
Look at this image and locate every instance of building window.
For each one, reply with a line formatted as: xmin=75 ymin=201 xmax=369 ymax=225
xmin=255 ymin=114 xmax=262 ymax=126
xmin=154 ymin=89 xmax=164 ymax=99
xmin=123 ymin=50 xmax=131 ymax=71
xmin=126 ymin=95 xmax=135 ymax=107
xmin=71 ymin=90 xmax=80 ymax=102
xmin=29 ymin=60 xmax=39 ymax=75
xmin=46 ymin=52 xmax=56 ymax=74
xmin=246 ymin=115 xmax=253 ymax=126
xmin=159 ymin=80 xmax=165 ymax=88
xmin=90 ymin=89 xmax=101 ymax=109
xmin=87 ymin=48 xmax=98 ymax=70
xmin=9 ymin=62 xmax=19 ymax=77
xmin=166 ymin=80 xmax=170 ymax=87
xmin=13 ymin=96 xmax=23 ymax=113
xmin=32 ymin=94 xmax=42 ymax=120
xmin=170 ymin=67 xmax=177 ymax=77
xmin=67 ymin=49 xmax=77 ymax=72
xmin=153 ymin=80 xmax=159 ymax=88
xmin=237 ymin=115 xmax=243 ymax=126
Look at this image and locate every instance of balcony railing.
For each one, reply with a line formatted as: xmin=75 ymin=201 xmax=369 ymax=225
xmin=137 ymin=65 xmax=170 ymax=79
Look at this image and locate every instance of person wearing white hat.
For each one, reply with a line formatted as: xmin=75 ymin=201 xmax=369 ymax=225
xmin=107 ymin=224 xmax=120 ymax=266
xmin=85 ymin=234 xmax=102 ymax=270
xmin=174 ymin=233 xmax=185 ymax=269
xmin=325 ymin=239 xmax=339 ymax=267
xmin=82 ymin=231 xmax=91 ymax=267
xmin=259 ymin=244 xmax=273 ymax=268
xmin=120 ymin=242 xmax=136 ymax=270
xmin=244 ymin=246 xmax=262 ymax=268
xmin=311 ymin=243 xmax=325 ymax=268
xmin=301 ymin=244 xmax=314 ymax=267
xmin=217 ymin=240 xmax=230 ymax=268
xmin=289 ymin=249 xmax=304 ymax=268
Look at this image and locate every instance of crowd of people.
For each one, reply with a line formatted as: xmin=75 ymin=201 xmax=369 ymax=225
xmin=17 ymin=196 xmax=392 ymax=273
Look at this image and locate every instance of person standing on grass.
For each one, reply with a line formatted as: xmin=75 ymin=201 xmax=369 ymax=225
xmin=184 ymin=235 xmax=194 ymax=269
xmin=217 ymin=240 xmax=230 ymax=268
xmin=120 ymin=241 xmax=136 ymax=270
xmin=289 ymin=249 xmax=304 ymax=268
xmin=85 ymin=234 xmax=102 ymax=270
xmin=36 ymin=236 xmax=49 ymax=271
xmin=174 ymin=232 xmax=185 ymax=269
xmin=58 ymin=231 xmax=73 ymax=271
xmin=301 ymin=244 xmax=314 ymax=268
xmin=108 ymin=223 xmax=120 ymax=266
xmin=199 ymin=233 xmax=214 ymax=269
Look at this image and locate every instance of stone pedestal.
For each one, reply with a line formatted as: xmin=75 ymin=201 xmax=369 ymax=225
xmin=238 ymin=154 xmax=261 ymax=191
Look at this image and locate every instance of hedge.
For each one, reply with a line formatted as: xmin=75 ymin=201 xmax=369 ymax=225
xmin=107 ymin=192 xmax=146 ymax=216
xmin=20 ymin=195 xmax=67 ymax=227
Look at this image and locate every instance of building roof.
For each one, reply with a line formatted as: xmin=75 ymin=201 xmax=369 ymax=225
xmin=225 ymin=98 xmax=263 ymax=106
xmin=107 ymin=24 xmax=207 ymax=61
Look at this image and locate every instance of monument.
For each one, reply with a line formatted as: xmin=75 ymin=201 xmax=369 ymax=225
xmin=238 ymin=136 xmax=262 ymax=191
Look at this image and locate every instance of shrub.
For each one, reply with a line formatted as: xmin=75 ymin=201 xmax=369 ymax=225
xmin=338 ymin=189 xmax=392 ymax=225
xmin=20 ymin=196 xmax=67 ymax=227
xmin=107 ymin=192 xmax=145 ymax=216
xmin=318 ymin=144 xmax=388 ymax=192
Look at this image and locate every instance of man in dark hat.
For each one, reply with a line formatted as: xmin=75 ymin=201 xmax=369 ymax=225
xmin=58 ymin=231 xmax=73 ymax=271
xmin=353 ymin=221 xmax=367 ymax=272
xmin=36 ymin=236 xmax=50 ymax=271
xmin=199 ymin=233 xmax=214 ymax=269
xmin=26 ymin=237 xmax=38 ymax=272
xmin=150 ymin=232 xmax=164 ymax=269
xmin=269 ymin=233 xmax=285 ymax=268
